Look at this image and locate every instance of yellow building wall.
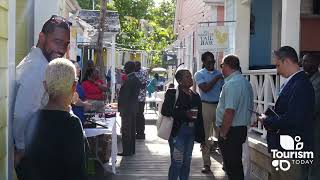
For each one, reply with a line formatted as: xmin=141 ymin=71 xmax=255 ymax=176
xmin=15 ymin=0 xmax=28 ymax=64
xmin=130 ymin=53 xmax=141 ymax=61
xmin=0 ymin=0 xmax=9 ymax=179
xmin=93 ymin=50 xmax=108 ymax=66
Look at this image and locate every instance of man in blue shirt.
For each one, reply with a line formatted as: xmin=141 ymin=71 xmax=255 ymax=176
xmin=216 ymin=54 xmax=253 ymax=180
xmin=194 ymin=51 xmax=224 ymax=173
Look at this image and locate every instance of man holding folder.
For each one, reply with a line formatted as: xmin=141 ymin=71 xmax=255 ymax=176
xmin=259 ymin=46 xmax=315 ymax=179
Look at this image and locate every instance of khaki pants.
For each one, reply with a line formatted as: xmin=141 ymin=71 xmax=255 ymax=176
xmin=201 ymin=102 xmax=218 ymax=167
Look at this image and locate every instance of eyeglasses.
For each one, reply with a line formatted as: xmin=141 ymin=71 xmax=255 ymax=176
xmin=220 ymin=63 xmax=224 ymax=68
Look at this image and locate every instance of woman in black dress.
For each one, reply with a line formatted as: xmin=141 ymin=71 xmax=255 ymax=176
xmin=24 ymin=58 xmax=87 ymax=180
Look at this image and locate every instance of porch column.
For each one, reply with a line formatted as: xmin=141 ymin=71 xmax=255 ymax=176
xmin=281 ymin=0 xmax=301 ymax=52
xmin=225 ymin=0 xmax=251 ymax=71
xmin=236 ymin=0 xmax=250 ymax=71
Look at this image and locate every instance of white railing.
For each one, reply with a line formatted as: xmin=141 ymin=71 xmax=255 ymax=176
xmin=243 ymin=69 xmax=280 ymax=139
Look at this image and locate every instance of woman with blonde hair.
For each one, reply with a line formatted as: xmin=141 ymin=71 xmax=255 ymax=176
xmin=24 ymin=58 xmax=87 ymax=180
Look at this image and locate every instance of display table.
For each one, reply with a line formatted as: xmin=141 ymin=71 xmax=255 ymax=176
xmin=145 ymin=91 xmax=164 ymax=116
xmin=84 ymin=117 xmax=117 ymax=174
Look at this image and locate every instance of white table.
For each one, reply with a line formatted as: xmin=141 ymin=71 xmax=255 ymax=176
xmin=145 ymin=97 xmax=163 ymax=116
xmin=84 ymin=117 xmax=117 ymax=174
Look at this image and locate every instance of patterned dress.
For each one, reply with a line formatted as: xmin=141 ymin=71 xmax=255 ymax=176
xmin=135 ymin=69 xmax=148 ymax=102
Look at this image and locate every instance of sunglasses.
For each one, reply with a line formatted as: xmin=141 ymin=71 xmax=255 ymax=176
xmin=220 ymin=63 xmax=224 ymax=68
xmin=49 ymin=15 xmax=72 ymax=27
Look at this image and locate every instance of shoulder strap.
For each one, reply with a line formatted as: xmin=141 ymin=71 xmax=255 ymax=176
xmin=172 ymin=89 xmax=179 ymax=110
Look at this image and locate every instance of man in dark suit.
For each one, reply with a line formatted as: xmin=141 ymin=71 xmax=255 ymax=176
xmin=118 ymin=61 xmax=142 ymax=156
xmin=259 ymin=46 xmax=315 ymax=179
xmin=302 ymin=54 xmax=320 ymax=180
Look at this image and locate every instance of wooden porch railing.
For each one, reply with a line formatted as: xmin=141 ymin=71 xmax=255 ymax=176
xmin=243 ymin=69 xmax=280 ymax=139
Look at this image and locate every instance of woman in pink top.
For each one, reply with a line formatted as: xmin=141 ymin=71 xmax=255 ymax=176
xmin=82 ymin=68 xmax=109 ymax=112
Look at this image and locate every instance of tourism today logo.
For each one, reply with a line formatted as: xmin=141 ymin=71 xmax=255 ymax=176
xmin=271 ymin=135 xmax=314 ymax=171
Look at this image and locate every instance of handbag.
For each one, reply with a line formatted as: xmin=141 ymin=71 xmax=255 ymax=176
xmin=156 ymin=89 xmax=179 ymax=140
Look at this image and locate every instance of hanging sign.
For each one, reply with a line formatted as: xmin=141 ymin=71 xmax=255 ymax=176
xmin=197 ymin=26 xmax=229 ymax=50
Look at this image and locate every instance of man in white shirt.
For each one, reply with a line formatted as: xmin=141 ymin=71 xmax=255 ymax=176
xmin=13 ymin=15 xmax=70 ymax=170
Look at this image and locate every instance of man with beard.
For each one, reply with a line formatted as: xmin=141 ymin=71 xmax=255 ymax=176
xmin=13 ymin=15 xmax=70 ymax=177
xmin=194 ymin=51 xmax=224 ymax=173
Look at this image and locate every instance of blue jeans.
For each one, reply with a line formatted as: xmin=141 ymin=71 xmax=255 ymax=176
xmin=168 ymin=123 xmax=195 ymax=180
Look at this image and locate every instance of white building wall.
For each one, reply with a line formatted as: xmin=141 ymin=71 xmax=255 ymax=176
xmin=33 ymin=0 xmax=80 ymax=44
xmin=8 ymin=0 xmax=16 ymax=179
xmin=34 ymin=0 xmax=59 ymax=44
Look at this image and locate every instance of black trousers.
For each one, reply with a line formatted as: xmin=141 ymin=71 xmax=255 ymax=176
xmin=121 ymin=112 xmax=136 ymax=155
xmin=136 ymin=102 xmax=146 ymax=136
xmin=218 ymin=126 xmax=247 ymax=180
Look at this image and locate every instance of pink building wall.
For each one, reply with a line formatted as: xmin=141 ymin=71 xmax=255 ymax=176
xmin=300 ymin=17 xmax=320 ymax=52
xmin=175 ymin=0 xmax=212 ymax=39
xmin=174 ymin=0 xmax=224 ymax=52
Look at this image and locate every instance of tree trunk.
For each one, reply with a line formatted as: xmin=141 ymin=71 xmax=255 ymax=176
xmin=96 ymin=0 xmax=107 ymax=80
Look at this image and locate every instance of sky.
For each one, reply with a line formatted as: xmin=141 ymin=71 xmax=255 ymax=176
xmin=154 ymin=0 xmax=169 ymax=6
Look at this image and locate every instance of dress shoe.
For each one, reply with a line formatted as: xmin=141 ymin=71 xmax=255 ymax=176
xmin=201 ymin=165 xmax=212 ymax=174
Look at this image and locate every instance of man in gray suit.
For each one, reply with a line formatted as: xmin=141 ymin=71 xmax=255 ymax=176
xmin=118 ymin=61 xmax=142 ymax=156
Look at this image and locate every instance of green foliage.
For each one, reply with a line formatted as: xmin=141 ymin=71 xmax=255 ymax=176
xmin=77 ymin=0 xmax=117 ymax=11
xmin=77 ymin=0 xmax=98 ymax=10
xmin=77 ymin=0 xmax=176 ymax=67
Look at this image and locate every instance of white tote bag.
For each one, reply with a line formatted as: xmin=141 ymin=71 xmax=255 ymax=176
xmin=157 ymin=89 xmax=179 ymax=140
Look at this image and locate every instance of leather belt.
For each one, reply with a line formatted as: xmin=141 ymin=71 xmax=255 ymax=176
xmin=202 ymin=100 xmax=219 ymax=104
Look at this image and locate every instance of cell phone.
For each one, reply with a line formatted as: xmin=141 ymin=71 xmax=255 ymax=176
xmin=248 ymin=109 xmax=262 ymax=116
